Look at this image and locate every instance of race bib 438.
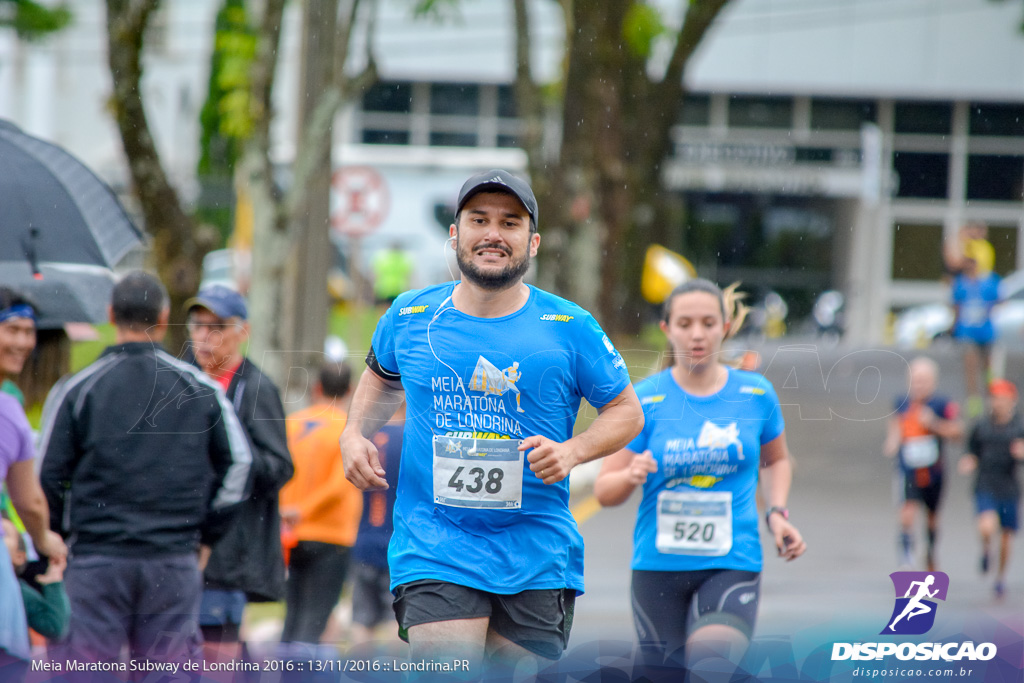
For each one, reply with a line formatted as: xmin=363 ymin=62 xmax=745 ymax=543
xmin=432 ymin=436 xmax=524 ymax=509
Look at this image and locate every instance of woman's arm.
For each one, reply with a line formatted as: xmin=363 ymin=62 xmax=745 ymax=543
xmin=594 ymin=448 xmax=657 ymax=507
xmin=759 ymin=432 xmax=806 ymax=561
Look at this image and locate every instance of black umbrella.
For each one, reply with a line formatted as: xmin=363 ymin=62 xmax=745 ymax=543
xmin=0 ymin=119 xmax=145 ymax=325
xmin=0 ymin=263 xmax=115 ymax=329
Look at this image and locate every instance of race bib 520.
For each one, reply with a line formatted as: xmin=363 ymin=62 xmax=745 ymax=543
xmin=656 ymin=489 xmax=733 ymax=556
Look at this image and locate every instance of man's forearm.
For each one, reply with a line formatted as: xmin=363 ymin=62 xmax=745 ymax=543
xmin=568 ymin=388 xmax=643 ymax=466
xmin=344 ymin=370 xmax=405 ymax=439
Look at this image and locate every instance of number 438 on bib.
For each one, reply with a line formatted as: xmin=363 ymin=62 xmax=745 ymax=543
xmin=431 ymin=436 xmax=524 ymax=509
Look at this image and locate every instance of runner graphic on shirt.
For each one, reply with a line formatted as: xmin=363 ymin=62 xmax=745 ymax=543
xmin=697 ymin=420 xmax=744 ymax=461
xmin=470 ymin=356 xmax=527 ymax=414
xmin=504 ymin=362 xmax=525 ymax=413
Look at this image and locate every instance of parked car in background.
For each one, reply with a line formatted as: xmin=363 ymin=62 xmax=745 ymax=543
xmin=992 ymin=270 xmax=1024 ymax=352
xmin=200 ymin=244 xmax=353 ymax=303
xmin=892 ymin=270 xmax=1024 ymax=350
xmin=892 ymin=303 xmax=955 ymax=349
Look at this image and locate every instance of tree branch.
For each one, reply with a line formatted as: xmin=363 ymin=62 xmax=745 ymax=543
xmin=513 ymin=0 xmax=546 ymax=182
xmin=105 ymin=0 xmax=193 ymax=248
xmin=645 ymin=0 xmax=730 ymax=161
xmin=284 ymin=0 xmax=378 ymax=223
xmin=655 ymin=0 xmax=730 ymax=111
xmin=244 ymin=0 xmax=286 ymax=225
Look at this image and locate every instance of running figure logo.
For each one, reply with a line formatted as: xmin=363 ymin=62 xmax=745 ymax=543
xmin=697 ymin=421 xmax=744 ymax=460
xmin=881 ymin=571 xmax=949 ymax=635
xmin=470 ymin=356 xmax=527 ymax=414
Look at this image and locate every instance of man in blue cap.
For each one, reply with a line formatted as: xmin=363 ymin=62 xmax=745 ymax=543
xmin=185 ymin=284 xmax=293 ymax=664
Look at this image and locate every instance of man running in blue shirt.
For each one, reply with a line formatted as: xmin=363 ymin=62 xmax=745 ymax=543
xmin=341 ymin=169 xmax=643 ymax=676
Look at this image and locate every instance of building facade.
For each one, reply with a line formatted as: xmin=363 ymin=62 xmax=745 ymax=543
xmin=2 ymin=0 xmax=1023 ymax=342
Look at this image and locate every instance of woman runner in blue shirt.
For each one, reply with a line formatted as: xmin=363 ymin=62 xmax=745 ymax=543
xmin=595 ymin=278 xmax=806 ymax=679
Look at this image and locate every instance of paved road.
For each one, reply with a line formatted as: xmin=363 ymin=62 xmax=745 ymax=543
xmin=569 ymin=340 xmax=1024 ymax=649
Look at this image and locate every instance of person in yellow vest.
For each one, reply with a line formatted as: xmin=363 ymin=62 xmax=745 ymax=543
xmin=944 ymin=221 xmax=995 ymax=278
xmin=372 ymin=242 xmax=414 ymax=305
xmin=280 ymin=362 xmax=363 ymax=647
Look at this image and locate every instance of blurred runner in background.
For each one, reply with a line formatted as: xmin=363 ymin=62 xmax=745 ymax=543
xmin=883 ymin=357 xmax=963 ymax=570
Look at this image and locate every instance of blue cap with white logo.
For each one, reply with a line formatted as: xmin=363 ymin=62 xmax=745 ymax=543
xmin=185 ymin=284 xmax=248 ymax=321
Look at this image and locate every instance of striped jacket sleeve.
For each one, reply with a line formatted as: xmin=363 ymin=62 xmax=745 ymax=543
xmin=156 ymin=351 xmax=253 ymax=543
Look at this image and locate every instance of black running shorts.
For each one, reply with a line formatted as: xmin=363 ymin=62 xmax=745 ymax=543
xmin=631 ymin=568 xmax=761 ymax=663
xmin=392 ymin=580 xmax=575 ymax=660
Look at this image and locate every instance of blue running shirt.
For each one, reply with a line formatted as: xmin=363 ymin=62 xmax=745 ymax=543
xmin=951 ymin=272 xmax=1000 ymax=344
xmin=370 ymin=282 xmax=631 ymax=594
xmin=626 ymin=367 xmax=784 ymax=572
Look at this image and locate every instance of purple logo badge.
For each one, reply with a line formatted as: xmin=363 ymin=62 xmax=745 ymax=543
xmin=881 ymin=571 xmax=949 ymax=635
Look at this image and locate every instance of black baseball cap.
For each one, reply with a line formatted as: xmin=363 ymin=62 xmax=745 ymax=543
xmin=455 ymin=169 xmax=538 ymax=227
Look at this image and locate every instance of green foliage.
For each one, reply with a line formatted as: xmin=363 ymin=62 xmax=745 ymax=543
xmin=411 ymin=0 xmax=462 ymax=22
xmin=197 ymin=0 xmax=256 ymax=242
xmin=198 ymin=0 xmax=256 ymax=178
xmin=622 ymin=2 xmax=667 ymax=59
xmin=0 ymin=0 xmax=71 ymax=41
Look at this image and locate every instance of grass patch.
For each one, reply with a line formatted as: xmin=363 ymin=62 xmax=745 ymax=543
xmin=328 ymin=302 xmax=386 ymax=354
xmin=70 ymin=324 xmax=117 ymax=372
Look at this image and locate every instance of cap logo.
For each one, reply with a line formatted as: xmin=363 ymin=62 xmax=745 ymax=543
xmin=488 ymin=176 xmax=506 ymax=184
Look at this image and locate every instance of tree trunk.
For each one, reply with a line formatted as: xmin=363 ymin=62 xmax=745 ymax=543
xmin=279 ymin=0 xmax=339 ymax=400
xmin=245 ymin=0 xmax=373 ymax=387
xmin=105 ymin=0 xmax=206 ymax=354
xmin=240 ymin=0 xmax=288 ymax=379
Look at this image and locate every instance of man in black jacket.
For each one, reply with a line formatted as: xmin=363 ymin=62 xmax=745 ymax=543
xmin=39 ymin=271 xmax=253 ymax=668
xmin=185 ymin=284 xmax=293 ymax=662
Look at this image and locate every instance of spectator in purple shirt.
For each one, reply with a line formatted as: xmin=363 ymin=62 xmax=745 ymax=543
xmin=0 ymin=288 xmax=66 ymax=674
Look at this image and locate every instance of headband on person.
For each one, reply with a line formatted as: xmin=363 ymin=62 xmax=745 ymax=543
xmin=0 ymin=304 xmax=36 ymax=324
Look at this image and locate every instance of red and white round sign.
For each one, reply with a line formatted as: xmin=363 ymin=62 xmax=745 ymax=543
xmin=330 ymin=166 xmax=390 ymax=237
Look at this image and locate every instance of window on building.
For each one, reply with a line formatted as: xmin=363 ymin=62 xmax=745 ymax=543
xmin=497 ymin=84 xmax=517 ymax=118
xmin=894 ymin=102 xmax=952 ymax=134
xmin=794 ymin=148 xmax=833 ymax=163
xmin=891 ymin=223 xmax=944 ymax=280
xmin=430 ymin=83 xmax=480 ymax=116
xmin=363 ymin=81 xmax=413 ymax=113
xmin=361 ymin=129 xmax=410 ymax=145
xmin=893 ymin=152 xmax=948 ymax=199
xmin=728 ymin=95 xmax=792 ymax=129
xmin=429 ymin=132 xmax=478 ymax=147
xmin=987 ymin=226 xmax=1019 ymax=276
xmin=966 ymin=155 xmax=1024 ymax=201
xmin=497 ymin=134 xmax=520 ymax=149
xmin=680 ymin=94 xmax=711 ymax=126
xmin=969 ymin=103 xmax=1024 ymax=137
xmin=810 ymin=99 xmax=876 ymax=131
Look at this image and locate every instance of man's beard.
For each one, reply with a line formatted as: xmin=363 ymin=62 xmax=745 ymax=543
xmin=456 ymin=239 xmax=532 ymax=291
